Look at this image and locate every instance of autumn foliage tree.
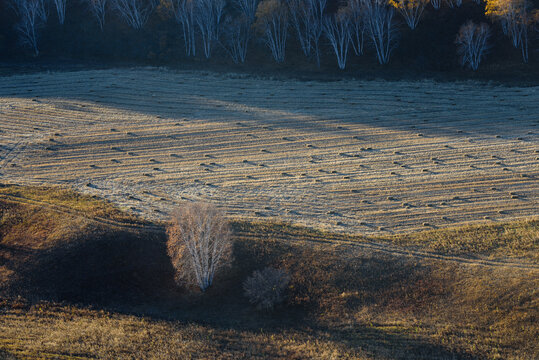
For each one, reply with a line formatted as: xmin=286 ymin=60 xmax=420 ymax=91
xmin=390 ymin=0 xmax=429 ymax=29
xmin=167 ymin=202 xmax=233 ymax=292
xmin=485 ymin=0 xmax=534 ymax=62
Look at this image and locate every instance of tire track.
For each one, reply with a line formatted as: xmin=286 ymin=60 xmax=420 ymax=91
xmin=1 ymin=193 xmax=537 ymax=271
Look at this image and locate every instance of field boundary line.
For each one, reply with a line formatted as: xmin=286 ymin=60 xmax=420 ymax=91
xmin=0 ymin=193 xmax=164 ymax=233
xmin=234 ymin=232 xmax=539 ymax=271
xmin=1 ymin=193 xmax=537 ymax=270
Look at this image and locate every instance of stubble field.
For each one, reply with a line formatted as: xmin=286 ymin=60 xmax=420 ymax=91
xmin=0 ymin=68 xmax=537 ymax=234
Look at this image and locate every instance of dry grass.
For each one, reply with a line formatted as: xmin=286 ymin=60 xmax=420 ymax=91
xmin=1 ymin=69 xmax=537 ymax=234
xmin=0 ymin=183 xmax=148 ymax=225
xmin=1 ymin=186 xmax=538 ymax=359
xmin=234 ymin=219 xmax=539 ymax=261
xmin=0 ymin=302 xmax=367 ymax=359
xmin=383 ymin=218 xmax=539 ymax=260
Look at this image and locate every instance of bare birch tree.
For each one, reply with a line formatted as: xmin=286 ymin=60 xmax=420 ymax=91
xmin=256 ymin=0 xmax=288 ymax=63
xmin=222 ymin=16 xmax=251 ymax=63
xmin=167 ymin=202 xmax=233 ymax=292
xmin=167 ymin=0 xmax=196 ymax=56
xmin=287 ymin=0 xmax=326 ymax=65
xmin=195 ymin=0 xmax=225 ymax=58
xmin=288 ymin=0 xmax=312 ymax=57
xmin=389 ymin=0 xmax=429 ymax=29
xmin=84 ymin=0 xmax=107 ymax=30
xmin=456 ymin=21 xmax=491 ymax=71
xmin=308 ymin=0 xmax=326 ymax=66
xmin=220 ymin=0 xmax=258 ymax=63
xmin=10 ymin=0 xmax=47 ymax=56
xmin=52 ymin=0 xmax=66 ymax=24
xmin=323 ymin=9 xmax=351 ymax=69
xmin=112 ymin=0 xmax=155 ymax=29
xmin=362 ymin=0 xmax=397 ymax=64
xmin=430 ymin=0 xmax=441 ymax=9
xmin=446 ymin=0 xmax=462 ymax=8
xmin=235 ymin=0 xmax=259 ymax=22
xmin=349 ymin=0 xmax=366 ymax=55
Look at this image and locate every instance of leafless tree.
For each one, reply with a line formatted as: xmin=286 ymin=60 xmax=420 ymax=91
xmin=362 ymin=0 xmax=397 ymax=64
xmin=256 ymin=0 xmax=288 ymax=63
xmin=456 ymin=21 xmax=491 ymax=71
xmin=221 ymin=16 xmax=251 ymax=63
xmin=112 ymin=0 xmax=155 ymax=29
xmin=390 ymin=0 xmax=428 ymax=29
xmin=167 ymin=0 xmax=196 ymax=56
xmin=195 ymin=0 xmax=225 ymax=58
xmin=287 ymin=0 xmax=326 ymax=66
xmin=288 ymin=0 xmax=312 ymax=57
xmin=308 ymin=0 xmax=326 ymax=66
xmin=323 ymin=9 xmax=351 ymax=69
xmin=84 ymin=0 xmax=107 ymax=30
xmin=430 ymin=0 xmax=441 ymax=9
xmin=52 ymin=0 xmax=66 ymax=24
xmin=167 ymin=202 xmax=233 ymax=292
xmin=446 ymin=0 xmax=462 ymax=8
xmin=10 ymin=0 xmax=47 ymax=56
xmin=235 ymin=0 xmax=259 ymax=22
xmin=349 ymin=0 xmax=366 ymax=55
xmin=220 ymin=0 xmax=258 ymax=63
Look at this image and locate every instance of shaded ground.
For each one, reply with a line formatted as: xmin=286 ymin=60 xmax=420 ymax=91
xmin=0 ymin=188 xmax=537 ymax=359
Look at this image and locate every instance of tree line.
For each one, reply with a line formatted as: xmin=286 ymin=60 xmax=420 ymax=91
xmin=4 ymin=0 xmax=539 ymax=70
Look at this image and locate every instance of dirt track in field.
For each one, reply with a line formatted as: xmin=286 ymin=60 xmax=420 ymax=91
xmin=0 ymin=68 xmax=537 ymax=234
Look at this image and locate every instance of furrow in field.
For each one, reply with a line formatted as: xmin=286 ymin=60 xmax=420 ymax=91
xmin=0 ymin=69 xmax=537 ymax=234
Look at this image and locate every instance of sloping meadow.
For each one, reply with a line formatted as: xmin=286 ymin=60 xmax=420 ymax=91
xmin=0 ymin=184 xmax=537 ymax=359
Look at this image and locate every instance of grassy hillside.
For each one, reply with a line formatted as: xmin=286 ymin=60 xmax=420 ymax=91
xmin=1 ymin=185 xmax=538 ymax=359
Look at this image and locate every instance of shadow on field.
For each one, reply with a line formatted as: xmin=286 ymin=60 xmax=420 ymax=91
xmin=0 ymin=349 xmax=19 ymax=360
xmin=2 ymin=224 xmax=477 ymax=359
xmin=1 ymin=69 xmax=537 ymax=140
xmin=325 ymin=327 xmax=481 ymax=360
xmin=8 ymin=229 xmax=176 ymax=305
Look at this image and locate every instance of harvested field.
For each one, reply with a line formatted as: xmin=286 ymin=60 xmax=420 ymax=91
xmin=0 ymin=68 xmax=537 ymax=234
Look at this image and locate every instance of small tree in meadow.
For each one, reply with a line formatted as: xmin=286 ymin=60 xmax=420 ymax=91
xmin=167 ymin=202 xmax=233 ymax=292
xmin=244 ymin=267 xmax=290 ymax=310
